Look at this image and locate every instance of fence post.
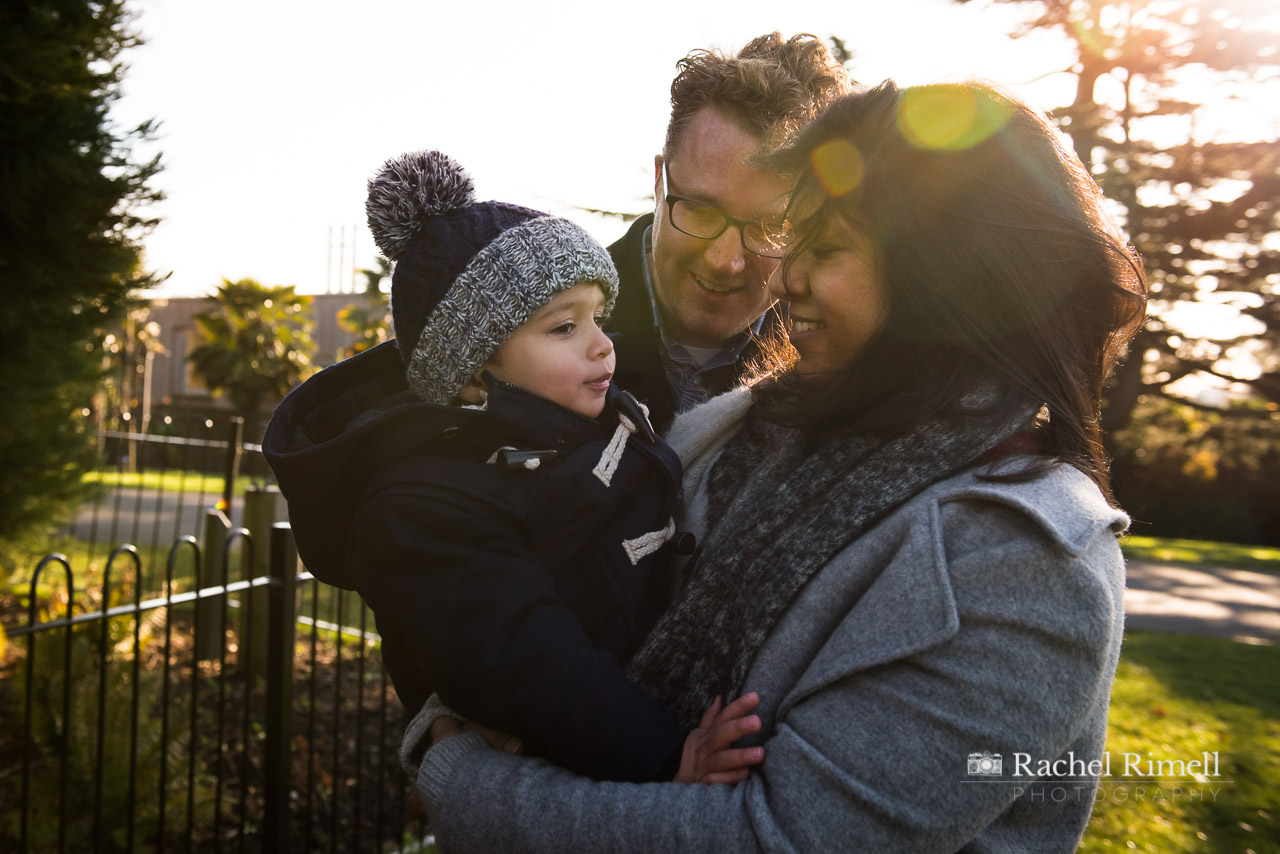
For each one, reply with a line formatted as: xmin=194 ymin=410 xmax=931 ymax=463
xmin=263 ymin=523 xmax=299 ymax=854
xmin=239 ymin=485 xmax=285 ymax=678
xmin=196 ymin=507 xmax=232 ymax=662
xmin=221 ymin=416 xmax=244 ymax=519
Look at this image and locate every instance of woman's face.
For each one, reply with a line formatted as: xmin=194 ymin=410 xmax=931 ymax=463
xmin=769 ymin=212 xmax=888 ymax=379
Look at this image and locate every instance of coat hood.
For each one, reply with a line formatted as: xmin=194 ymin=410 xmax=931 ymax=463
xmin=263 ymin=339 xmax=635 ymax=589
xmin=263 ymin=341 xmax=476 ymax=588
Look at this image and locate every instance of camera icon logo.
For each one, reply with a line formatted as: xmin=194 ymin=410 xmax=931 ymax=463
xmin=967 ymin=751 xmax=1002 ymax=776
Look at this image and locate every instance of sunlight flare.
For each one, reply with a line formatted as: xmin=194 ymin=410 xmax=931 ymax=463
xmin=897 ymin=85 xmax=1013 ymax=151
xmin=810 ymin=139 xmax=864 ymax=198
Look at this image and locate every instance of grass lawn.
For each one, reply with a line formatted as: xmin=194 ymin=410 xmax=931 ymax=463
xmin=1080 ymin=630 xmax=1279 ymax=852
xmin=1121 ymin=535 xmax=1280 ymax=572
xmin=83 ymin=468 xmax=260 ymax=496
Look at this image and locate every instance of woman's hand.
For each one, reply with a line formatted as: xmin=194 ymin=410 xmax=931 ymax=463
xmin=674 ymin=693 xmax=765 ymax=785
xmin=429 ymin=715 xmax=524 ymax=755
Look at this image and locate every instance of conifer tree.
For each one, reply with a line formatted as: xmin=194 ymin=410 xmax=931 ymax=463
xmin=0 ymin=0 xmax=162 ymax=541
xmin=958 ymin=0 xmax=1279 ymax=429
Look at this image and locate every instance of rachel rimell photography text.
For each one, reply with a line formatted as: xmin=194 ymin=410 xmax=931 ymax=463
xmin=965 ymin=750 xmax=1231 ymax=804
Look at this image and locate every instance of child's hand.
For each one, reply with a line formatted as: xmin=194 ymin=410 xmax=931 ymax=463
xmin=674 ymin=693 xmax=765 ymax=785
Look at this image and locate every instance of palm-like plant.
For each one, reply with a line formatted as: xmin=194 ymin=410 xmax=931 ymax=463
xmin=188 ymin=279 xmax=316 ymax=423
xmin=337 ymin=256 xmax=391 ymax=358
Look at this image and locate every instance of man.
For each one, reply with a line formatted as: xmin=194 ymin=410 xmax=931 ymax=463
xmin=608 ymin=32 xmax=852 ymax=431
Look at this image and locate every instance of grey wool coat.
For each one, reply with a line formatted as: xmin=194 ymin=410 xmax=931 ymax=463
xmin=415 ymin=388 xmax=1129 ymax=853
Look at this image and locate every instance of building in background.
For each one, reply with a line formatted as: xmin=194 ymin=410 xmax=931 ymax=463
xmin=135 ymin=293 xmax=383 ymax=439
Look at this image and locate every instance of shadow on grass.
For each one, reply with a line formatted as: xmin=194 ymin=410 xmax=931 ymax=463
xmin=1120 ymin=631 xmax=1280 ymax=714
xmin=1080 ymin=630 xmax=1279 ymax=853
xmin=1121 ymin=535 xmax=1280 ymax=573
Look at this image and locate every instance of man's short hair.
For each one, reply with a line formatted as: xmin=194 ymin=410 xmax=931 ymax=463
xmin=663 ymin=32 xmax=853 ymax=159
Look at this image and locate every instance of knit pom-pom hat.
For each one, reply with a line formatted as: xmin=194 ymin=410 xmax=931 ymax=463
xmin=366 ymin=150 xmax=619 ymax=404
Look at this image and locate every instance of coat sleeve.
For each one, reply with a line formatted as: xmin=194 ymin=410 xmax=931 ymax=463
xmin=353 ymin=484 xmax=686 ymax=783
xmin=415 ymin=501 xmax=1126 ymax=852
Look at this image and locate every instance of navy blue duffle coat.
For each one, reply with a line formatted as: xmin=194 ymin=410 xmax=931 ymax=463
xmin=264 ymin=340 xmax=687 ymax=782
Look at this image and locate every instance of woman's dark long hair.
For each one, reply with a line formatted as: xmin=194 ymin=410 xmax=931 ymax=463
xmin=757 ymin=80 xmax=1148 ymax=503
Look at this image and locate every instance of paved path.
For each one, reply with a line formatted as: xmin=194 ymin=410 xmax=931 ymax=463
xmin=69 ymin=488 xmax=245 ymax=544
xmin=1125 ymin=559 xmax=1280 ymax=641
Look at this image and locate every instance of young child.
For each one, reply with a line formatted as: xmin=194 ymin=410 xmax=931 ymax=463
xmin=264 ymin=151 xmax=761 ymax=784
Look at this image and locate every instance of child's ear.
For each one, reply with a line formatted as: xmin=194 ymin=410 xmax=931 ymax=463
xmin=455 ymin=367 xmax=491 ymax=406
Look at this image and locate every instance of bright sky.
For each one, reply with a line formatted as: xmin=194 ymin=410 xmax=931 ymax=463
xmin=115 ymin=0 xmax=1088 ymax=297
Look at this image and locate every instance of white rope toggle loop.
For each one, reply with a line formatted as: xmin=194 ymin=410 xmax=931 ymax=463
xmin=622 ymin=517 xmax=676 ymax=566
xmin=485 ymin=446 xmax=518 ymax=464
xmin=592 ymin=400 xmax=649 ymax=487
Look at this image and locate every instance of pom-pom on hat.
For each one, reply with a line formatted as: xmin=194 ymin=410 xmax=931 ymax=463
xmin=367 ymin=150 xmax=619 ymax=404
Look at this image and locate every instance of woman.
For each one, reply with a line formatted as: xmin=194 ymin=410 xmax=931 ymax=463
xmin=417 ymin=79 xmax=1147 ymax=852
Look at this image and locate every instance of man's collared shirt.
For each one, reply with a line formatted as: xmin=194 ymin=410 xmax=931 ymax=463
xmin=640 ymin=225 xmax=766 ymax=413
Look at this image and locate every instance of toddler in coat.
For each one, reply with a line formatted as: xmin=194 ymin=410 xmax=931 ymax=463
xmin=264 ymin=151 xmax=760 ymax=784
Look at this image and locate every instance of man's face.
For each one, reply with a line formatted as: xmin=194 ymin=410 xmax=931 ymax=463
xmin=650 ymin=107 xmax=789 ymax=349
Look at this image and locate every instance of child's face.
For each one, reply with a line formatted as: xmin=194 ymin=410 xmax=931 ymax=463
xmin=483 ymin=282 xmax=615 ymax=418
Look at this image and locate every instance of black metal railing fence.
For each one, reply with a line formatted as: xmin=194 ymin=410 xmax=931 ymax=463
xmin=4 ymin=415 xmax=429 ymax=852
xmin=3 ymin=523 xmax=426 ymax=853
xmin=67 ymin=413 xmax=263 ymax=597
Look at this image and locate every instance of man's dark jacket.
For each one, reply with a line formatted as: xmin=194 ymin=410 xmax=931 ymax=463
xmin=263 ymin=340 xmax=686 ymax=782
xmin=606 ymin=213 xmax=787 ymax=433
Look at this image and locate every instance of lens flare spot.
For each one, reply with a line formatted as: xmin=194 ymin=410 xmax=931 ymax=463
xmin=810 ymin=139 xmax=864 ymax=197
xmin=897 ymin=86 xmax=1013 ymax=151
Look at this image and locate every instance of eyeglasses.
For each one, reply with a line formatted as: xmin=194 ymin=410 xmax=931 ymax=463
xmin=661 ymin=162 xmax=788 ymax=259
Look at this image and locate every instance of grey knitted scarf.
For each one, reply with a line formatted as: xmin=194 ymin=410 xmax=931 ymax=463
xmin=627 ymin=388 xmax=1040 ymax=729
